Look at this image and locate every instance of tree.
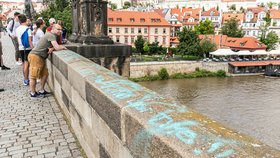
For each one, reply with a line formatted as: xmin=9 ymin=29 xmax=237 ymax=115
xmin=259 ymin=3 xmax=265 ymax=8
xmin=143 ymin=42 xmax=150 ymax=54
xmin=149 ymin=42 xmax=160 ymax=55
xmin=267 ymin=2 xmax=276 ymax=9
xmin=229 ymin=4 xmax=236 ymax=11
xmin=263 ymin=13 xmax=272 ymax=27
xmin=123 ymin=1 xmax=131 ymax=9
xmin=194 ymin=19 xmax=215 ymax=35
xmin=221 ymin=18 xmax=244 ymax=37
xmin=200 ymin=39 xmax=216 ymax=57
xmin=55 ymin=0 xmax=69 ymax=12
xmin=35 ymin=1 xmax=72 ymax=34
xmin=202 ymin=6 xmax=205 ymax=12
xmin=216 ymin=5 xmax=219 ymax=11
xmin=240 ymin=6 xmax=245 ymax=13
xmin=278 ymin=3 xmax=280 ymax=9
xmin=261 ymin=32 xmax=279 ymax=51
xmin=109 ymin=2 xmax=117 ymax=10
xmin=134 ymin=35 xmax=145 ymax=54
xmin=177 ymin=26 xmax=201 ymax=56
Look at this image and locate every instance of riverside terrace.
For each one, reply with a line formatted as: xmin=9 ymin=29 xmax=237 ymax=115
xmin=46 ymin=49 xmax=280 ymax=158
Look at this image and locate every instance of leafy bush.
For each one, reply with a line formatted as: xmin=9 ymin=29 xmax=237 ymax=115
xmin=182 ymin=55 xmax=201 ymax=61
xmin=216 ymin=70 xmax=226 ymax=77
xmin=158 ymin=68 xmax=169 ymax=80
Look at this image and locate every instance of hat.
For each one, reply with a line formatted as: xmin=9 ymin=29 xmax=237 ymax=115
xmin=49 ymin=18 xmax=56 ymax=24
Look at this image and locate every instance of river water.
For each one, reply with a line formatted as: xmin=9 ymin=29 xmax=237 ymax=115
xmin=139 ymin=76 xmax=280 ymax=150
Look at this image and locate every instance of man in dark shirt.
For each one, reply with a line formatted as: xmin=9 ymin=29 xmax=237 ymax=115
xmin=28 ymin=24 xmax=66 ymax=97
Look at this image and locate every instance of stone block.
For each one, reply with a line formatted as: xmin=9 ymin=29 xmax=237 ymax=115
xmin=71 ymin=88 xmax=92 ymax=126
xmin=53 ymin=79 xmax=62 ymax=99
xmin=54 ymin=66 xmax=63 ymax=86
xmin=85 ymin=81 xmax=121 ymax=139
xmin=68 ymin=60 xmax=94 ymax=99
xmin=99 ymin=143 xmax=111 ymax=158
xmin=61 ymin=74 xmax=72 ymax=100
xmin=61 ymin=89 xmax=70 ymax=111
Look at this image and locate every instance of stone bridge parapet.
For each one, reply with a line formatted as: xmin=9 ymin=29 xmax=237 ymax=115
xmin=47 ymin=50 xmax=280 ymax=158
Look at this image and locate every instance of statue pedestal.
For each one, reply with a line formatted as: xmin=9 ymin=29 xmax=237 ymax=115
xmin=65 ymin=42 xmax=132 ymax=77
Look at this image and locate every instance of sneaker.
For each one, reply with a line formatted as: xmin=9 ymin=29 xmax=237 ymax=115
xmin=1 ymin=65 xmax=10 ymax=70
xmin=16 ymin=61 xmax=22 ymax=65
xmin=38 ymin=90 xmax=51 ymax=96
xmin=30 ymin=92 xmax=39 ymax=97
xmin=23 ymin=80 xmax=29 ymax=86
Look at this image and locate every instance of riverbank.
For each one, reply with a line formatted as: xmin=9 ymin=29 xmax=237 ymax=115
xmin=129 ymin=68 xmax=226 ymax=82
xmin=130 ymin=61 xmax=228 ymax=78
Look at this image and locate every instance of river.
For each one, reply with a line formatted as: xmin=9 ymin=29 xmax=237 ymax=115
xmin=139 ymin=76 xmax=280 ymax=150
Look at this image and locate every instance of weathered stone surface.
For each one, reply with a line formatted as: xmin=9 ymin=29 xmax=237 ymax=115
xmin=61 ymin=89 xmax=70 ymax=111
xmin=99 ymin=143 xmax=111 ymax=158
xmin=85 ymin=81 xmax=121 ymax=138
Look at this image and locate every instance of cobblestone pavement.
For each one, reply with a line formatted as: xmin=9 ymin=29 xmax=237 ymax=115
xmin=0 ymin=34 xmax=84 ymax=158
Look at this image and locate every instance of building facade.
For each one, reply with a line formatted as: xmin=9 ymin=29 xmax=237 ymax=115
xmin=108 ymin=9 xmax=171 ymax=47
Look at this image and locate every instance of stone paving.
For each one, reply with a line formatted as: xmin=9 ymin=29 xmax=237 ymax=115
xmin=0 ymin=33 xmax=84 ymax=158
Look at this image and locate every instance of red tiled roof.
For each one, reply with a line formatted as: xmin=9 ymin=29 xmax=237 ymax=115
xmin=229 ymin=61 xmax=280 ymax=67
xmin=108 ymin=9 xmax=171 ymax=26
xmin=199 ymin=35 xmax=228 ymax=49
xmin=171 ymin=8 xmax=201 ymax=22
xmin=224 ymin=37 xmax=267 ymax=50
xmin=222 ymin=13 xmax=244 ymax=24
xmin=201 ymin=8 xmax=220 ymax=16
xmin=247 ymin=7 xmax=265 ymax=14
xmin=270 ymin=9 xmax=280 ymax=19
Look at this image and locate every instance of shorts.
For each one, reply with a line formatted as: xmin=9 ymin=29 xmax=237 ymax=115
xmin=28 ymin=54 xmax=48 ymax=80
xmin=20 ymin=49 xmax=31 ymax=61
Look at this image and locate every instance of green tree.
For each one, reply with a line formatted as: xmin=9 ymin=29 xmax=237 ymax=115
xmin=263 ymin=13 xmax=271 ymax=26
xmin=149 ymin=42 xmax=160 ymax=55
xmin=229 ymin=4 xmax=236 ymax=11
xmin=267 ymin=2 xmax=276 ymax=9
xmin=221 ymin=18 xmax=244 ymax=37
xmin=108 ymin=2 xmax=117 ymax=10
xmin=194 ymin=19 xmax=215 ymax=35
xmin=55 ymin=0 xmax=69 ymax=12
xmin=134 ymin=35 xmax=145 ymax=54
xmin=200 ymin=39 xmax=216 ymax=57
xmin=263 ymin=32 xmax=279 ymax=50
xmin=35 ymin=2 xmax=72 ymax=34
xmin=143 ymin=42 xmax=150 ymax=54
xmin=177 ymin=26 xmax=201 ymax=56
xmin=123 ymin=1 xmax=131 ymax=9
xmin=259 ymin=3 xmax=265 ymax=8
xmin=240 ymin=6 xmax=245 ymax=13
xmin=216 ymin=5 xmax=219 ymax=11
xmin=202 ymin=6 xmax=205 ymax=12
xmin=278 ymin=3 xmax=280 ymax=9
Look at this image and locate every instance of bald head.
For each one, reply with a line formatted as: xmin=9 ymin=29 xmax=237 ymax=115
xmin=51 ymin=24 xmax=62 ymax=36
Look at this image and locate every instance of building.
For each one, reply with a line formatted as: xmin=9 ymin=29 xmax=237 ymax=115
xmin=222 ymin=12 xmax=244 ymax=25
xmin=201 ymin=8 xmax=221 ymax=28
xmin=107 ymin=9 xmax=171 ymax=47
xmin=242 ymin=7 xmax=266 ymax=37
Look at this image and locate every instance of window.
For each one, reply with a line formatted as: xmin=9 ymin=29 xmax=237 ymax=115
xmin=163 ymin=28 xmax=166 ymax=34
xmin=163 ymin=37 xmax=166 ymax=44
xmin=117 ymin=18 xmax=122 ymax=22
xmin=116 ymin=28 xmax=119 ymax=33
xmin=140 ymin=18 xmax=145 ymax=22
xmin=130 ymin=18 xmax=135 ymax=22
xmin=125 ymin=28 xmax=128 ymax=33
xmin=125 ymin=37 xmax=128 ymax=43
xmin=131 ymin=37 xmax=135 ymax=43
xmin=131 ymin=28 xmax=134 ymax=33
xmin=144 ymin=28 xmax=147 ymax=33
xmin=116 ymin=37 xmax=120 ymax=43
xmin=108 ymin=18 xmax=113 ymax=22
xmin=138 ymin=28 xmax=142 ymax=33
xmin=155 ymin=37 xmax=158 ymax=42
xmin=155 ymin=28 xmax=158 ymax=34
xmin=253 ymin=31 xmax=255 ymax=36
xmin=109 ymin=28 xmax=112 ymax=33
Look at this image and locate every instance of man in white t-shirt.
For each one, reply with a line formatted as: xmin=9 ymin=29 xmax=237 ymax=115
xmin=7 ymin=12 xmax=21 ymax=65
xmin=16 ymin=14 xmax=34 ymax=86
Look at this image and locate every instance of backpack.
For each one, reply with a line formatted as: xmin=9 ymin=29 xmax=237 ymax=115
xmin=21 ymin=28 xmax=30 ymax=49
xmin=9 ymin=19 xmax=15 ymax=32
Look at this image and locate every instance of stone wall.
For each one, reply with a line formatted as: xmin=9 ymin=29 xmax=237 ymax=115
xmin=130 ymin=61 xmax=228 ymax=78
xmin=47 ymin=50 xmax=280 ymax=158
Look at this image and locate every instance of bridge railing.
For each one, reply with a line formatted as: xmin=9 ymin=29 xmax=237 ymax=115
xmin=47 ymin=50 xmax=280 ymax=158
